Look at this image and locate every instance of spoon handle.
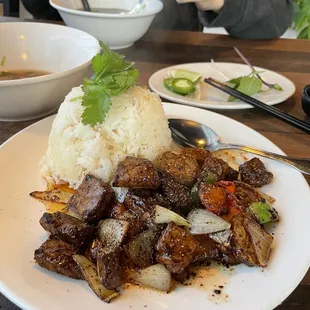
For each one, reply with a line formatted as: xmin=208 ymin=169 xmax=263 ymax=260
xmin=217 ymin=143 xmax=310 ymax=175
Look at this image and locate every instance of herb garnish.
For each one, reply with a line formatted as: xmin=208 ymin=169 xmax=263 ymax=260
xmin=81 ymin=42 xmax=139 ymax=126
xmin=227 ymin=75 xmax=263 ymax=102
xmin=226 ymin=48 xmax=283 ymax=101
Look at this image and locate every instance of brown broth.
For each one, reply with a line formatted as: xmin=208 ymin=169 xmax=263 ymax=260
xmin=0 ymin=70 xmax=50 ymax=81
xmin=78 ymin=8 xmax=129 ymax=14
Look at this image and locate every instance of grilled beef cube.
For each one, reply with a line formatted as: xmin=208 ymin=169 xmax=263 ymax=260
xmin=234 ymin=181 xmax=263 ymax=210
xmin=68 ymin=174 xmax=114 ymax=223
xmin=156 ymin=222 xmax=199 ymax=274
xmin=192 ymin=234 xmax=220 ymax=263
xmin=193 ymin=235 xmax=240 ymax=265
xmin=231 ymin=214 xmax=273 ymax=267
xmin=39 ymin=212 xmax=96 ymax=248
xmin=199 ymin=183 xmax=228 ymax=215
xmin=112 ymin=156 xmax=161 ymax=189
xmin=97 ymin=246 xmax=124 ymax=290
xmin=110 ymin=191 xmax=167 ymax=238
xmin=215 ymin=244 xmax=241 ymax=266
xmin=128 ymin=189 xmax=173 ymax=210
xmin=201 ymin=157 xmax=238 ymax=182
xmin=239 ymin=158 xmax=273 ymax=187
xmin=85 ymin=238 xmax=104 ymax=263
xmin=180 ymin=148 xmax=212 ymax=167
xmin=95 ymin=219 xmax=129 ymax=289
xmin=34 ymin=238 xmax=82 ymax=279
xmin=161 ymin=173 xmax=192 ymax=213
xmin=110 ymin=205 xmax=144 ymax=238
xmin=159 ymin=151 xmax=200 ymax=186
xmin=124 ymin=192 xmax=156 ymax=231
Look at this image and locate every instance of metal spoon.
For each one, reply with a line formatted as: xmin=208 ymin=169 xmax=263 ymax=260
xmin=81 ymin=0 xmax=91 ymax=11
xmin=123 ymin=0 xmax=144 ymax=14
xmin=168 ymin=118 xmax=310 ymax=175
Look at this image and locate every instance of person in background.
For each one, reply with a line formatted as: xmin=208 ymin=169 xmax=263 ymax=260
xmin=152 ymin=0 xmax=294 ymax=39
xmin=21 ymin=0 xmax=62 ymax=20
xmin=21 ymin=0 xmax=293 ymax=39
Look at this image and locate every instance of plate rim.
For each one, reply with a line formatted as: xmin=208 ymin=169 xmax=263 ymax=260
xmin=149 ymin=63 xmax=296 ymax=110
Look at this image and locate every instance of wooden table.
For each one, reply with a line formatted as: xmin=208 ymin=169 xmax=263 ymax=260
xmin=0 ymin=26 xmax=310 ymax=310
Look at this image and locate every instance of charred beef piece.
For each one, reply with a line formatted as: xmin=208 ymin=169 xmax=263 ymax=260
xmin=198 ymin=183 xmax=228 ymax=215
xmin=128 ymin=189 xmax=173 ymax=210
xmin=201 ymin=156 xmax=238 ymax=182
xmin=112 ymin=157 xmax=161 ymax=189
xmin=239 ymin=158 xmax=273 ymax=187
xmin=97 ymin=246 xmax=124 ymax=290
xmin=215 ymin=244 xmax=241 ymax=266
xmin=192 ymin=234 xmax=220 ymax=263
xmin=95 ymin=219 xmax=130 ymax=289
xmin=109 ymin=198 xmax=156 ymax=238
xmin=39 ymin=212 xmax=96 ymax=248
xmin=193 ymin=235 xmax=240 ymax=265
xmin=156 ymin=222 xmax=199 ymax=274
xmin=159 ymin=151 xmax=200 ymax=186
xmin=123 ymin=192 xmax=156 ymax=233
xmin=109 ymin=205 xmax=144 ymax=238
xmin=34 ymin=238 xmax=82 ymax=279
xmin=85 ymin=238 xmax=103 ymax=263
xmin=68 ymin=174 xmax=114 ymax=223
xmin=160 ymin=173 xmax=192 ymax=213
xmin=234 ymin=181 xmax=263 ymax=210
xmin=230 ymin=214 xmax=273 ymax=267
xmin=180 ymin=148 xmax=212 ymax=167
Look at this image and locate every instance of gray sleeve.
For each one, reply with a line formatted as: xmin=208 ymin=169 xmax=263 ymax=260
xmin=198 ymin=0 xmax=294 ymax=39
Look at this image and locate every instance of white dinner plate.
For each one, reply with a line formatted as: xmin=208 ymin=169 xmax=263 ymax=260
xmin=149 ymin=63 xmax=296 ymax=110
xmin=0 ymin=103 xmax=309 ymax=310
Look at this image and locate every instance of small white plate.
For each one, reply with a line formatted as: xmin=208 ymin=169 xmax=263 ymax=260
xmin=149 ymin=63 xmax=296 ymax=110
xmin=0 ymin=103 xmax=309 ymax=310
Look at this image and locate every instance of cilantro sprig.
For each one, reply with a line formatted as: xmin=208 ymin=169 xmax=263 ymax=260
xmin=226 ymin=47 xmax=283 ymax=101
xmin=81 ymin=42 xmax=139 ymax=126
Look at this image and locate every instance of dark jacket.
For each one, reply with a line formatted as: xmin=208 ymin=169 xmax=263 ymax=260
xmin=152 ymin=0 xmax=294 ymax=39
xmin=22 ymin=0 xmax=294 ymax=39
xmin=21 ymin=0 xmax=62 ymax=20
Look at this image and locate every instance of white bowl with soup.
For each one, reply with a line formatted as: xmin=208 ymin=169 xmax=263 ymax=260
xmin=50 ymin=0 xmax=163 ymax=49
xmin=0 ymin=22 xmax=99 ymax=121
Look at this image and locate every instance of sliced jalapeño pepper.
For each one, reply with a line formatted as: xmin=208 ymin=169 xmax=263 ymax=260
xmin=171 ymin=78 xmax=195 ymax=95
xmin=164 ymin=78 xmax=174 ymax=91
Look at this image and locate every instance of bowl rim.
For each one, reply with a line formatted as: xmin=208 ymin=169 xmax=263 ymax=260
xmin=0 ymin=22 xmax=100 ymax=88
xmin=49 ymin=0 xmax=164 ymax=19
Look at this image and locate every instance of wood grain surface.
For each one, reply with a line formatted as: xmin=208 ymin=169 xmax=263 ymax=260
xmin=0 ymin=28 xmax=309 ymax=310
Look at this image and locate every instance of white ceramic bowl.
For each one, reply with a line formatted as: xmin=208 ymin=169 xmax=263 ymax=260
xmin=50 ymin=0 xmax=164 ymax=49
xmin=0 ymin=22 xmax=99 ymax=122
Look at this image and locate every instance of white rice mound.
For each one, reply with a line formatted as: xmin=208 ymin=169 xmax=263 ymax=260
xmin=41 ymin=86 xmax=172 ymax=188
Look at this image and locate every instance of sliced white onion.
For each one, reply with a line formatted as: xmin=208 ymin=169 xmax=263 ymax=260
xmin=187 ymin=209 xmax=230 ymax=235
xmin=111 ymin=185 xmax=128 ymax=203
xmin=73 ymin=255 xmax=119 ymax=303
xmin=98 ymin=219 xmax=129 ymax=247
xmin=154 ymin=205 xmax=190 ymax=227
xmin=246 ymin=220 xmax=273 ymax=267
xmin=129 ymin=264 xmax=171 ymax=292
xmin=209 ymin=229 xmax=232 ymax=247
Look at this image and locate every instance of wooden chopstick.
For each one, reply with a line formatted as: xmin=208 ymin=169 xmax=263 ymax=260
xmin=204 ymin=77 xmax=310 ymax=134
xmin=81 ymin=0 xmax=91 ymax=11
